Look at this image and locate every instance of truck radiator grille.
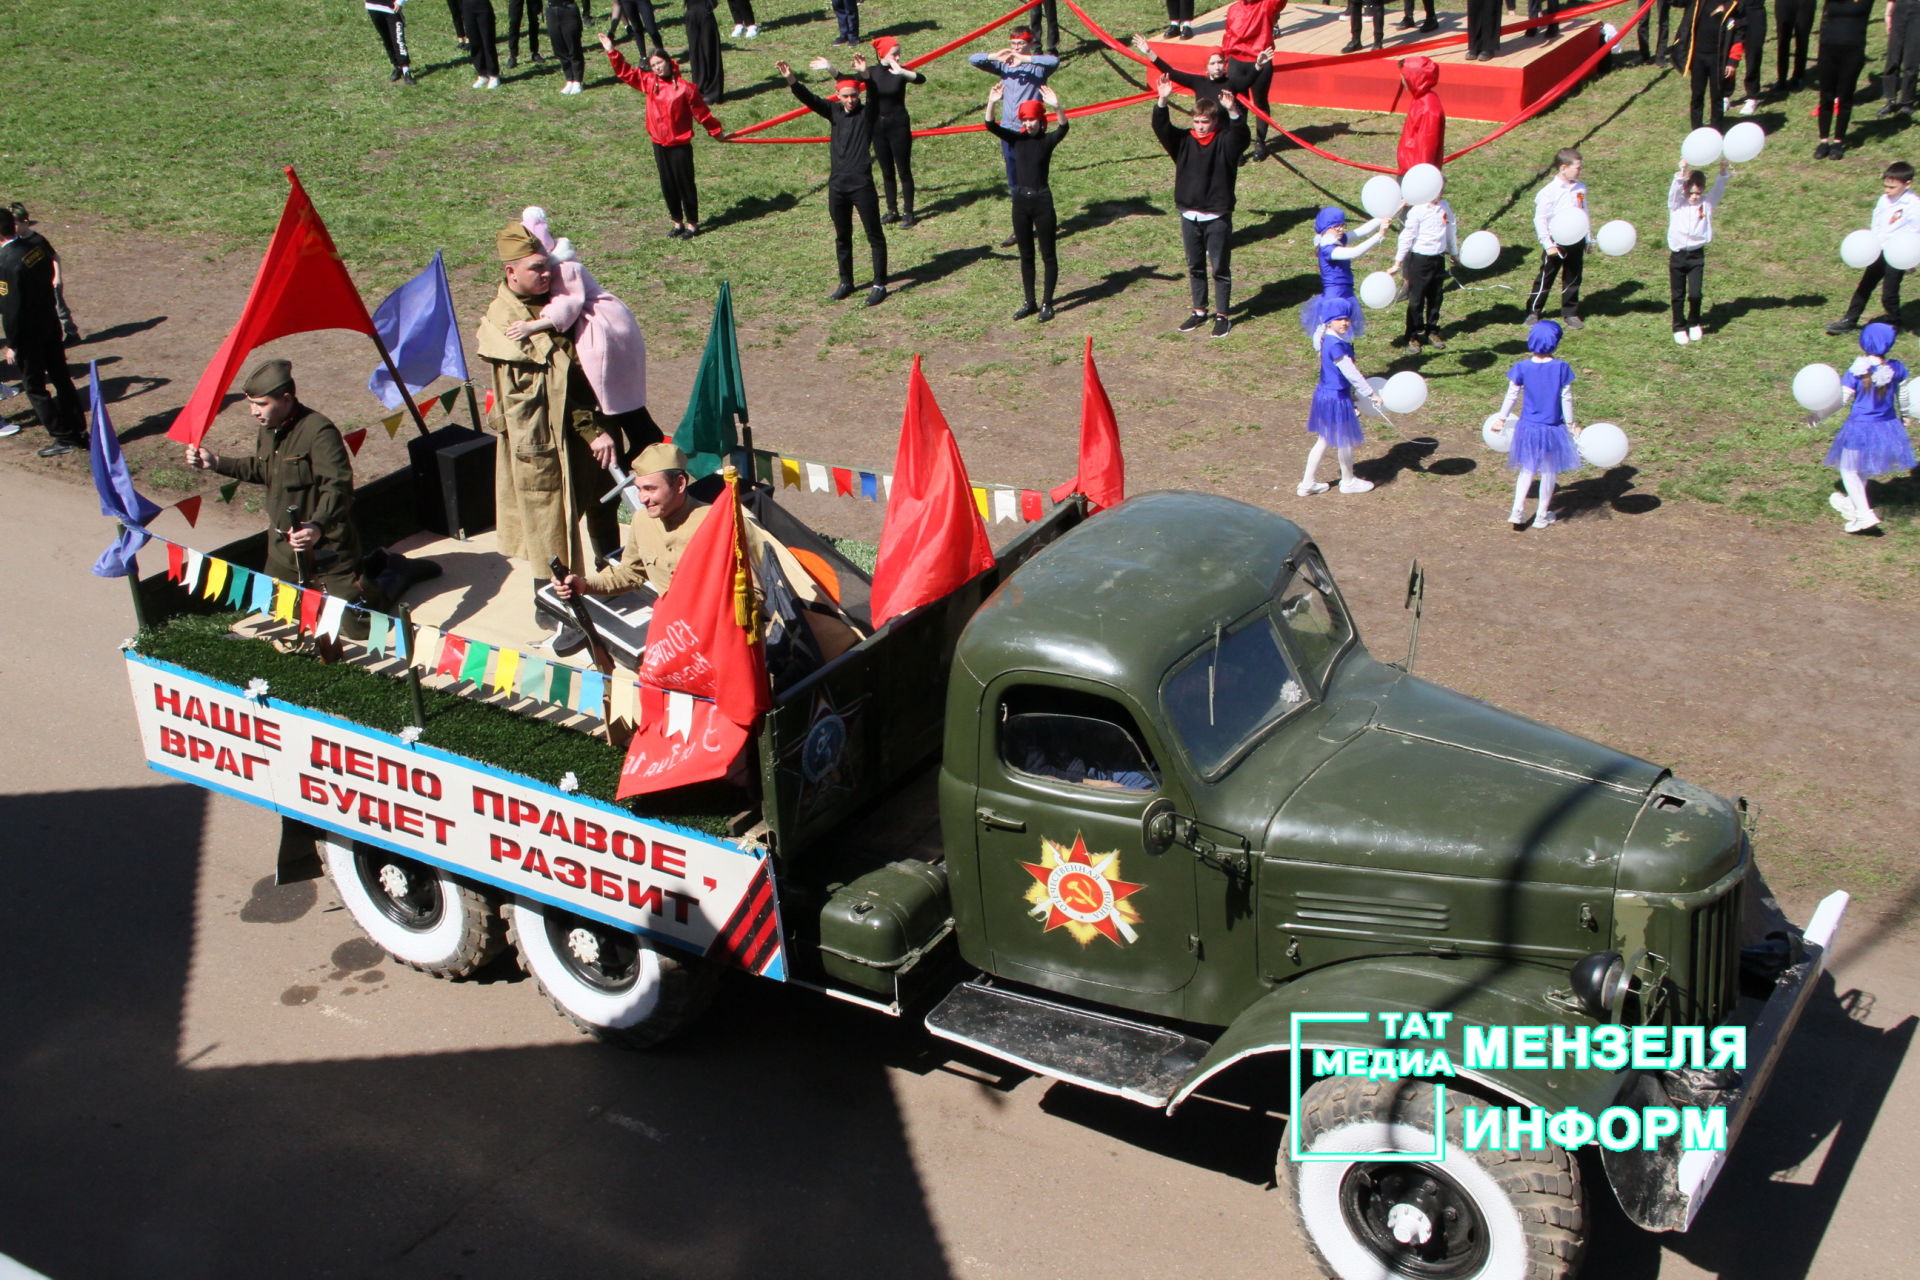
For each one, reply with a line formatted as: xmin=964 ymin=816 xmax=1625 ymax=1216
xmin=1294 ymin=891 xmax=1449 ymax=933
xmin=1677 ymin=881 xmax=1743 ymax=1026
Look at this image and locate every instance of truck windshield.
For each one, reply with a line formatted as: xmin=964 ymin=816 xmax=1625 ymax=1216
xmin=1273 ymin=552 xmax=1353 ymax=692
xmin=1163 ymin=615 xmax=1308 ymax=776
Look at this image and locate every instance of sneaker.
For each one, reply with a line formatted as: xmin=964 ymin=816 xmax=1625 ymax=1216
xmin=1164 ymin=22 xmax=1181 ymax=36
xmin=1532 ymin=510 xmax=1558 ymax=529
xmin=1420 ymin=15 xmax=1439 ymax=29
xmin=1523 ymin=312 xmax=1540 ymax=325
xmin=1829 ymin=491 xmax=1856 ymax=519
xmin=0 ymin=421 xmax=20 ymax=438
xmin=1396 ymin=15 xmax=1417 ymax=28
xmin=1340 ymin=38 xmax=1363 ymax=53
xmin=899 ymin=213 xmax=918 ymax=229
xmin=682 ymin=225 xmax=700 ymax=239
xmin=1844 ymin=511 xmax=1881 ymax=533
xmin=1674 ymin=329 xmax=1689 ymax=344
xmin=62 ymin=326 xmax=83 ymax=344
xmin=1830 ymin=141 xmax=1847 ymax=159
xmin=1507 ymin=506 xmax=1528 ymax=525
xmin=999 ymin=232 xmax=1019 ymax=248
xmin=401 ymin=69 xmax=416 ymax=85
xmin=390 ymin=66 xmax=404 ymax=81
xmin=730 ymin=22 xmax=744 ymax=35
xmin=1688 ymin=325 xmax=1703 ymax=341
xmin=473 ymin=75 xmax=488 ymax=88
xmin=1826 ymin=315 xmax=1860 ymax=335
xmin=1425 ymin=331 xmax=1447 ymax=350
xmin=1403 ymin=335 xmax=1423 ymax=354
xmin=1178 ymin=311 xmax=1209 ymax=332
xmin=1879 ymin=97 xmax=1899 ymax=117
xmin=667 ymin=225 xmax=686 ymax=238
xmin=508 ymin=53 xmax=519 ymax=69
xmin=1338 ymin=477 xmax=1375 ymax=494
xmin=1297 ymin=480 xmax=1331 ymax=496
xmin=1013 ymin=302 xmax=1039 ymax=320
xmin=1562 ymin=315 xmax=1585 ymax=330
xmin=37 ymin=440 xmax=80 ymax=458
xmin=1740 ymin=98 xmax=1758 ymax=115
xmin=1250 ymin=139 xmax=1268 ymax=162
xmin=486 ymin=76 xmax=501 ymax=88
xmin=744 ymin=23 xmax=758 ymax=36
xmin=1210 ymin=314 xmax=1232 ymax=337
xmin=882 ymin=210 xmax=900 ymax=225
xmin=1814 ymin=140 xmax=1832 ymax=159
xmin=866 ymin=284 xmax=887 ymax=307
xmin=1181 ymin=22 xmax=1194 ymax=36
xmin=830 ymin=282 xmax=854 ymax=301
xmin=1039 ymin=303 xmax=1055 ymax=322
xmin=532 ymin=50 xmax=546 ymax=61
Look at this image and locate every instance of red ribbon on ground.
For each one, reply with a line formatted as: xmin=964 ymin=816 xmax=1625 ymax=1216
xmin=727 ymin=87 xmax=1156 ymax=144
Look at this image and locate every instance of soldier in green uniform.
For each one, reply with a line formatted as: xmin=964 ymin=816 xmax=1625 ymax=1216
xmin=183 ymin=358 xmax=364 ymax=600
xmin=475 ymin=220 xmax=619 ymax=638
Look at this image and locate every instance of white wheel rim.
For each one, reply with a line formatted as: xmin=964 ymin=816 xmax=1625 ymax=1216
xmin=510 ymin=900 xmax=664 ymax=1030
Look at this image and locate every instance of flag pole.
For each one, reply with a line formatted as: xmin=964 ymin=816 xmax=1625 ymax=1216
xmin=437 ymin=253 xmax=487 ymax=432
xmin=368 ymin=334 xmax=432 ymax=437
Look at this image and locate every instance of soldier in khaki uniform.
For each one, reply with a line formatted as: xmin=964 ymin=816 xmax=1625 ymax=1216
xmin=475 ymin=221 xmax=620 ymax=631
xmin=184 ymin=358 xmax=363 ymax=600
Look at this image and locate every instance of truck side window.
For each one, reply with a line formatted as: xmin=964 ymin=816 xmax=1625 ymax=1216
xmin=999 ymin=692 xmax=1158 ymax=793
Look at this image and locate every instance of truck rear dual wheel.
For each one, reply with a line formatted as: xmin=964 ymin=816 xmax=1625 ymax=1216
xmin=1282 ymin=1078 xmax=1584 ymax=1280
xmin=320 ymin=838 xmax=508 ymax=978
xmin=505 ymin=899 xmax=718 ymax=1048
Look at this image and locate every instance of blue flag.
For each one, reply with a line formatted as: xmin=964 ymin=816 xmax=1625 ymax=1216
xmin=88 ymin=362 xmax=163 ymax=578
xmin=368 ymin=250 xmax=468 ymax=410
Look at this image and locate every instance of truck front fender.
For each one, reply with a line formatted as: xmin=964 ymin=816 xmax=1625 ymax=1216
xmin=1169 ymin=955 xmax=1628 ymax=1120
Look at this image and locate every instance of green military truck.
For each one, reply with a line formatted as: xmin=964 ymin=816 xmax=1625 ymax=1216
xmin=126 ymin=483 xmax=1845 ymax=1280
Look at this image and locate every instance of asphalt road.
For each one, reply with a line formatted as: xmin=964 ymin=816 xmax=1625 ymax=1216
xmin=1 ymin=463 xmax=1914 ymax=1280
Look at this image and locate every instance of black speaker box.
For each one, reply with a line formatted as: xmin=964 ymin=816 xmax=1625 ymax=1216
xmin=408 ymin=423 xmax=497 ymax=538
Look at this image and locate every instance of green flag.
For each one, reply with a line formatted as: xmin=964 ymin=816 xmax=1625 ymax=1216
xmin=672 ymin=281 xmax=748 ymax=480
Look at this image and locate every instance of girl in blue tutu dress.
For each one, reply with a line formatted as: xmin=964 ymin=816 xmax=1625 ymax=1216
xmin=1821 ymin=322 xmax=1915 ymax=533
xmin=1494 ymin=320 xmax=1583 ymax=528
xmin=1299 ymin=296 xmax=1386 ymax=496
xmin=1301 ymin=205 xmax=1393 ymax=347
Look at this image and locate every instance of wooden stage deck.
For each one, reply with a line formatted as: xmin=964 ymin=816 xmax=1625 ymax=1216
xmin=1147 ymin=2 xmax=1603 ymax=124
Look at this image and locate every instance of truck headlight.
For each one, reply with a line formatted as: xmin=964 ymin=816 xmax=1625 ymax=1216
xmin=1570 ymin=950 xmax=1629 ymax=1021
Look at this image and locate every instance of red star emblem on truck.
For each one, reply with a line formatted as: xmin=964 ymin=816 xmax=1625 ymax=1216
xmin=1020 ymin=833 xmax=1145 ymax=946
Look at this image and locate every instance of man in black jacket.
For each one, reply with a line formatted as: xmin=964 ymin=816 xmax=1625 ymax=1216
xmin=0 ymin=207 xmax=86 ymax=456
xmin=781 ymin=61 xmax=889 ymax=307
xmin=1152 ymin=76 xmax=1249 ymax=337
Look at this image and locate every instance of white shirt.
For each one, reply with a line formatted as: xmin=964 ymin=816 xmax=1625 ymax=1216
xmin=1666 ymin=171 xmax=1729 ymax=251
xmin=1319 ymin=216 xmax=1387 ymax=261
xmin=1533 ymin=176 xmax=1589 ymax=249
xmin=1870 ymin=188 xmax=1920 ymax=244
xmin=1395 ymin=199 xmax=1460 ymax=262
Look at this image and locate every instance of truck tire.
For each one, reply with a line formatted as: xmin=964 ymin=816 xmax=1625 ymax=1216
xmin=1281 ymin=1077 xmax=1584 ymax=1280
xmin=505 ymin=898 xmax=718 ymax=1048
xmin=320 ymin=837 xmax=507 ymax=978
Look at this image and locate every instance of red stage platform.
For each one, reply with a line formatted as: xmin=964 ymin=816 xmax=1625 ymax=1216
xmin=1147 ymin=2 xmax=1603 ymax=124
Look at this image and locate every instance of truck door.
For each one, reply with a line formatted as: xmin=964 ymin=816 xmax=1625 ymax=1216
xmin=972 ymin=680 xmax=1199 ymax=997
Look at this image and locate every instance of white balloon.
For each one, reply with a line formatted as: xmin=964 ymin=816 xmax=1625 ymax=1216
xmin=1458 ymin=229 xmax=1500 ymax=270
xmin=1578 ymin=422 xmax=1630 ymax=469
xmin=1791 ymin=363 xmax=1843 ymax=412
xmin=1364 ymin=376 xmax=1390 ymax=418
xmin=1362 ymin=175 xmax=1403 ymax=220
xmin=1401 ymin=163 xmax=1443 ymax=205
xmin=1886 ymin=230 xmax=1920 ymax=271
xmin=1596 ymin=219 xmax=1638 ymax=256
xmin=1550 ymin=206 xmax=1590 ymax=247
xmin=1482 ymin=413 xmax=1515 ymax=453
xmin=1840 ymin=228 xmax=1880 ymax=269
xmin=1382 ymin=370 xmax=1429 ymax=414
xmin=1722 ymin=120 xmax=1766 ymax=163
xmin=1359 ymin=271 xmax=1399 ymax=310
xmin=1682 ymin=126 xmax=1724 ymax=168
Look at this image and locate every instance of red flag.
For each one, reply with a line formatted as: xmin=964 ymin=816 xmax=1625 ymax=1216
xmin=869 ymin=356 xmax=995 ymax=627
xmin=174 ymin=495 xmax=203 ymax=527
xmin=1019 ymin=489 xmax=1044 ymax=521
xmin=618 ymin=474 xmax=772 ymax=799
xmin=342 ymin=428 xmax=368 ymax=455
xmin=169 ymin=168 xmax=377 ymax=444
xmin=1048 ymin=337 xmax=1126 ymax=512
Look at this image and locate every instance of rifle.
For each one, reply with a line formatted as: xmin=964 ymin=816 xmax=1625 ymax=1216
xmin=549 ymin=556 xmax=616 ymax=676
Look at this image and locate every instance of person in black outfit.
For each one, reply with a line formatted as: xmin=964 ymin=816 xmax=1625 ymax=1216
xmin=1816 ymin=0 xmax=1873 ymax=156
xmin=830 ymin=0 xmax=861 ymax=45
xmin=447 ymin=0 xmax=469 ymax=47
xmin=1399 ymin=0 xmax=1439 ymax=32
xmin=1676 ymin=0 xmax=1741 ymax=130
xmin=727 ymin=0 xmax=757 ymax=39
xmin=780 ymin=61 xmax=889 ymax=306
xmin=1527 ymin=0 xmax=1561 ymax=41
xmin=1345 ymin=0 xmax=1386 ymax=53
xmin=549 ymin=0 xmax=586 ymax=90
xmin=1466 ymin=0 xmax=1503 ymax=57
xmin=0 ymin=208 xmax=87 ymax=457
xmin=1775 ymin=0 xmax=1815 ymax=87
xmin=1881 ymin=0 xmax=1920 ymax=114
xmin=1164 ymin=0 xmax=1195 ymax=38
xmin=606 ymin=0 xmax=664 ymax=50
xmin=686 ymin=0 xmax=725 ymax=101
xmin=506 ymin=0 xmax=544 ymax=66
xmin=820 ymin=40 xmax=926 ymax=226
xmin=1152 ymin=76 xmax=1250 ymax=337
xmin=464 ymin=0 xmax=502 ymax=84
xmin=366 ymin=0 xmax=416 ymax=83
xmin=1132 ymin=33 xmax=1231 ymax=107
xmin=985 ymin=83 xmax=1070 ymax=321
xmin=1736 ymin=0 xmax=1766 ymax=111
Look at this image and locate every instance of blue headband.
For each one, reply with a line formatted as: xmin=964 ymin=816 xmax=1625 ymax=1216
xmin=1314 ymin=207 xmax=1348 ymax=234
xmin=1861 ymin=322 xmax=1897 ymax=356
xmin=1527 ymin=320 xmax=1563 ymax=355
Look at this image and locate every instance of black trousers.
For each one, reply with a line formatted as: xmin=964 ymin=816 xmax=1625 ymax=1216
xmin=827 ymin=185 xmax=887 ymax=286
xmin=13 ymin=339 xmax=86 ymax=444
xmin=507 ymin=0 xmax=542 ymax=56
xmin=653 ymin=142 xmax=699 ymax=224
xmin=1011 ymin=187 xmax=1059 ymax=306
xmin=607 ymin=0 xmax=662 ymax=49
xmin=1403 ymin=250 xmax=1446 ymax=337
xmin=1639 ymin=0 xmax=1679 ymax=60
xmin=1180 ymin=214 xmax=1233 ymax=315
xmin=1348 ymin=0 xmax=1385 ymax=46
xmin=1225 ymin=57 xmax=1274 ymax=141
xmin=727 ymin=0 xmax=756 ymax=25
xmin=1165 ymin=0 xmax=1195 ymax=22
xmin=1845 ymin=259 xmax=1905 ymax=322
xmin=1467 ymin=0 xmax=1502 ymax=56
xmin=447 ymin=0 xmax=467 ymax=40
xmin=1036 ymin=0 xmax=1061 ymax=50
xmin=830 ymin=0 xmax=859 ymax=42
xmin=1776 ymin=0 xmax=1815 ymax=83
xmin=874 ymin=118 xmax=915 ymax=215
xmin=1403 ymin=0 xmax=1436 ymax=19
xmin=1689 ymin=59 xmax=1728 ymax=129
xmin=1742 ymin=6 xmax=1767 ymax=98
xmin=368 ymin=9 xmax=411 ymax=68
xmin=1669 ymin=246 xmax=1705 ymax=328
xmin=463 ymin=0 xmax=500 ymax=75
xmin=1887 ymin=2 xmax=1920 ymax=102
xmin=1525 ymin=240 xmax=1585 ymax=317
xmin=547 ymin=0 xmax=584 ymax=78
xmin=1818 ymin=42 xmax=1866 ymax=137
xmin=1526 ymin=0 xmax=1559 ymax=35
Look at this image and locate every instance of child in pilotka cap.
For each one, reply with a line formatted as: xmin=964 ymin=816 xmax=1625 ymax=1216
xmin=1827 ymin=161 xmax=1920 ymax=334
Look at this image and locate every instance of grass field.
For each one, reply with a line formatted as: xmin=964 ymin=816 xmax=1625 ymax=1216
xmin=7 ymin=0 xmax=1919 ymax=580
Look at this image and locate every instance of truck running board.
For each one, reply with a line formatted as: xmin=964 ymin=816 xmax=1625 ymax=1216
xmin=925 ymin=980 xmax=1213 ymax=1108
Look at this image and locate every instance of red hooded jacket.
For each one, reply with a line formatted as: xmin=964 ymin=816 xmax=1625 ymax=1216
xmin=607 ymin=49 xmax=724 ymax=147
xmin=1396 ymin=56 xmax=1446 ymax=172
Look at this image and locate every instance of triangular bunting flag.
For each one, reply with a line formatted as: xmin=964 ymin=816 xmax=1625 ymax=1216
xmin=176 ymin=496 xmax=203 ymax=528
xmin=380 ymin=411 xmax=404 ymax=439
xmin=438 ymin=386 xmax=461 ymax=413
xmin=342 ymin=428 xmax=368 ymax=456
xmin=217 ymin=480 xmax=240 ymax=505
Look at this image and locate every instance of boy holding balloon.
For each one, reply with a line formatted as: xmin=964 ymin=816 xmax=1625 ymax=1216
xmin=1525 ymin=148 xmax=1590 ymax=329
xmin=1667 ymin=156 xmax=1731 ymax=345
xmin=1826 ymin=161 xmax=1920 ymax=334
xmin=1390 ymin=165 xmax=1459 ymax=353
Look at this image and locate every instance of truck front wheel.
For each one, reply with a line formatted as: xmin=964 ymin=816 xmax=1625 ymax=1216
xmin=320 ymin=838 xmax=507 ymax=978
xmin=1281 ymin=1078 xmax=1584 ymax=1280
xmin=505 ymin=899 xmax=718 ymax=1048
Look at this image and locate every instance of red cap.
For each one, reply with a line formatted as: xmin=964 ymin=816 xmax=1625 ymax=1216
xmin=1016 ymin=99 xmax=1046 ymax=121
xmin=836 ymin=78 xmax=864 ymax=93
xmin=872 ymin=36 xmax=899 ymax=57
